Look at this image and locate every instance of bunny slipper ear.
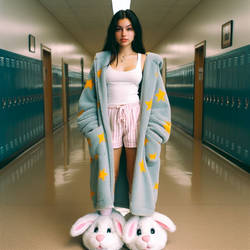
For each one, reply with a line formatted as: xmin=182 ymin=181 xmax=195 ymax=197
xmin=123 ymin=216 xmax=140 ymax=244
xmin=152 ymin=212 xmax=176 ymax=233
xmin=70 ymin=213 xmax=99 ymax=237
xmin=111 ymin=211 xmax=126 ymax=237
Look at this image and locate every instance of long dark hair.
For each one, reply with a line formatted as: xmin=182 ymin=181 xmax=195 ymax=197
xmin=102 ymin=9 xmax=146 ymax=64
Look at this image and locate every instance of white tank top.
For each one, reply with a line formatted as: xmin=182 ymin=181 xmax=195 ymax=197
xmin=106 ymin=53 xmax=142 ymax=105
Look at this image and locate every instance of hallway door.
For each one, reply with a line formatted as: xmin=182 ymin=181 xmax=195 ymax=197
xmin=194 ymin=41 xmax=206 ymax=140
xmin=42 ymin=45 xmax=53 ymax=136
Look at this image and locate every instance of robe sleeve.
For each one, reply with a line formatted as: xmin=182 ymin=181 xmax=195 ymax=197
xmin=146 ymin=66 xmax=171 ymax=144
xmin=77 ymin=64 xmax=99 ymax=137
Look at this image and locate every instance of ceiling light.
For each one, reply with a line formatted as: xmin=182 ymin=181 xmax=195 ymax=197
xmin=112 ymin=0 xmax=131 ymax=14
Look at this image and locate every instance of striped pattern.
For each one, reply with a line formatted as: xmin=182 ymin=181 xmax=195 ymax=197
xmin=108 ymin=102 xmax=140 ymax=148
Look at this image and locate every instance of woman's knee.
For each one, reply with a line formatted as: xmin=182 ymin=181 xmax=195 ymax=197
xmin=114 ymin=147 xmax=122 ymax=180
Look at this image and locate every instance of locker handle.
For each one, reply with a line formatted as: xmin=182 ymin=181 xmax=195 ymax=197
xmin=8 ymin=98 xmax=12 ymax=107
xmin=231 ymin=97 xmax=235 ymax=108
xmin=213 ymin=96 xmax=216 ymax=104
xmin=2 ymin=99 xmax=7 ymax=109
xmin=216 ymin=96 xmax=220 ymax=105
xmin=220 ymin=96 xmax=224 ymax=106
xmin=245 ymin=98 xmax=249 ymax=110
xmin=237 ymin=97 xmax=241 ymax=109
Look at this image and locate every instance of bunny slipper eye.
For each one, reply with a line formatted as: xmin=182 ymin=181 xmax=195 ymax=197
xmin=107 ymin=228 xmax=111 ymax=233
xmin=137 ymin=229 xmax=142 ymax=236
xmin=94 ymin=227 xmax=99 ymax=233
xmin=151 ymin=228 xmax=155 ymax=234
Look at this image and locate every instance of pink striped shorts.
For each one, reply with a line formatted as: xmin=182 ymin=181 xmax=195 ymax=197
xmin=108 ymin=102 xmax=141 ymax=148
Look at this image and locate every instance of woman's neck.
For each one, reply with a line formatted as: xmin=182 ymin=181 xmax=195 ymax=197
xmin=118 ymin=47 xmax=136 ymax=56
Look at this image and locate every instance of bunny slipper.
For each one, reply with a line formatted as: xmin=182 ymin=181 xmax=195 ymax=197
xmin=123 ymin=212 xmax=176 ymax=250
xmin=70 ymin=210 xmax=125 ymax=250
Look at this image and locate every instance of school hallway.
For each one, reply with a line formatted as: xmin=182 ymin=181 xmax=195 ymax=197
xmin=1 ymin=0 xmax=250 ymax=249
xmin=0 ymin=119 xmax=249 ymax=250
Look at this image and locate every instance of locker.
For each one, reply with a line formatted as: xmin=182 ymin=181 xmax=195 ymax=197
xmin=203 ymin=45 xmax=250 ymax=172
xmin=0 ymin=49 xmax=44 ymax=168
xmin=166 ymin=63 xmax=194 ymax=135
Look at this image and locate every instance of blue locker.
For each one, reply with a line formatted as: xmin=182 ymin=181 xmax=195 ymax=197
xmin=0 ymin=54 xmax=5 ymax=162
xmin=203 ymin=45 xmax=250 ymax=172
xmin=0 ymin=49 xmax=44 ymax=168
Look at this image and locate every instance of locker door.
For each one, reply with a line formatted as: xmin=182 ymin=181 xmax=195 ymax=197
xmin=62 ymin=62 xmax=69 ymax=123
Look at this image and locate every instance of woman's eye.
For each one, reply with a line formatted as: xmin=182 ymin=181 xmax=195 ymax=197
xmin=137 ymin=229 xmax=142 ymax=236
xmin=127 ymin=27 xmax=133 ymax=31
xmin=107 ymin=228 xmax=111 ymax=233
xmin=94 ymin=227 xmax=99 ymax=233
xmin=151 ymin=228 xmax=155 ymax=234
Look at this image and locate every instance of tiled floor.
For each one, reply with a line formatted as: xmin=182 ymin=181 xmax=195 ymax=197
xmin=0 ymin=121 xmax=249 ymax=250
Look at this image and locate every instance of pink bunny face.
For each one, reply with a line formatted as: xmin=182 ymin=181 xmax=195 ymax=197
xmin=123 ymin=212 xmax=176 ymax=250
xmin=70 ymin=212 xmax=125 ymax=250
xmin=125 ymin=217 xmax=167 ymax=250
xmin=83 ymin=216 xmax=123 ymax=250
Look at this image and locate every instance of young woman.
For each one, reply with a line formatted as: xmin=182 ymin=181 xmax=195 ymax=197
xmin=77 ymin=10 xmax=171 ymax=217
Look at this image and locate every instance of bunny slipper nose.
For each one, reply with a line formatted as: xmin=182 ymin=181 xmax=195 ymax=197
xmin=96 ymin=234 xmax=105 ymax=242
xmin=142 ymin=235 xmax=150 ymax=242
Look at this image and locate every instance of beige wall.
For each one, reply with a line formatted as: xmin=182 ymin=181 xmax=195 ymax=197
xmin=1 ymin=0 xmax=249 ymax=72
xmin=154 ymin=0 xmax=250 ymax=70
xmin=0 ymin=0 xmax=93 ymax=71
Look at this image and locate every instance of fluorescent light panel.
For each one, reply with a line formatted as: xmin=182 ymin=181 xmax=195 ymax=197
xmin=112 ymin=0 xmax=131 ymax=14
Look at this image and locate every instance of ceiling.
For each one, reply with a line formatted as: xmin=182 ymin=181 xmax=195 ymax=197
xmin=39 ymin=0 xmax=201 ymax=57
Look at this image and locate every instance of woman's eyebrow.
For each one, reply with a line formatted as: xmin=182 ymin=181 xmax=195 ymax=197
xmin=116 ymin=24 xmax=133 ymax=28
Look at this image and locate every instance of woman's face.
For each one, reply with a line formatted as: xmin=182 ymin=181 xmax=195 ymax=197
xmin=115 ymin=18 xmax=135 ymax=48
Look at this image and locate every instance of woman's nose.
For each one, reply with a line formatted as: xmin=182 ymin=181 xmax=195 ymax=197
xmin=121 ymin=29 xmax=127 ymax=36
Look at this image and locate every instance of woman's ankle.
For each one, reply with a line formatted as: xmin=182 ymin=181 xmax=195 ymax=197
xmin=98 ymin=207 xmax=112 ymax=216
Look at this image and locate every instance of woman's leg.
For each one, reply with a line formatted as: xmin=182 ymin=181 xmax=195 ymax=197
xmin=125 ymin=147 xmax=137 ymax=193
xmin=114 ymin=147 xmax=123 ymax=181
